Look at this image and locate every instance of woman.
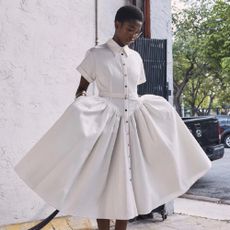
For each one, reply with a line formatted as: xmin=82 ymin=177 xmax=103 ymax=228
xmin=15 ymin=5 xmax=211 ymax=230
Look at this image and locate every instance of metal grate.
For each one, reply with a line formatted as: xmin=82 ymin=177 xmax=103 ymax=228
xmin=130 ymin=38 xmax=169 ymax=100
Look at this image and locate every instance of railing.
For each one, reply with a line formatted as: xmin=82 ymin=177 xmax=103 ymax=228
xmin=130 ymin=38 xmax=170 ymax=100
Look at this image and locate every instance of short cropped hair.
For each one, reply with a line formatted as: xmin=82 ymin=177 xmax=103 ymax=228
xmin=115 ymin=5 xmax=144 ymax=23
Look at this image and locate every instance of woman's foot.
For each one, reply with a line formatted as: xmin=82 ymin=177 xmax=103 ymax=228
xmin=115 ymin=219 xmax=128 ymax=230
xmin=96 ymin=218 xmax=110 ymax=230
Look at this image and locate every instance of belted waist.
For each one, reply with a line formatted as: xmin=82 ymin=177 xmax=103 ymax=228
xmin=98 ymin=91 xmax=139 ymax=99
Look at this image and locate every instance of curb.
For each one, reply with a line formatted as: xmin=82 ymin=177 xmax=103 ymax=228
xmin=180 ymin=194 xmax=230 ymax=205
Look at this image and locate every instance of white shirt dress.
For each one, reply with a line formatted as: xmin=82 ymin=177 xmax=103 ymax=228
xmin=14 ymin=38 xmax=212 ymax=220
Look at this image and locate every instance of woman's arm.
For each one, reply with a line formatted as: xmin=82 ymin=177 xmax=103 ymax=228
xmin=75 ymin=76 xmax=90 ymax=98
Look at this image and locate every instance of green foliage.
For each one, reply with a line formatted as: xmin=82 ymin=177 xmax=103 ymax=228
xmin=173 ymin=0 xmax=230 ymax=115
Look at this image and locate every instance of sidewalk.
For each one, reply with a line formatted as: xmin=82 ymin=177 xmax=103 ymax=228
xmin=1 ymin=197 xmax=230 ymax=230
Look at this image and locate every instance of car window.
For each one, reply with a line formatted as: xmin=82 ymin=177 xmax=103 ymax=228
xmin=227 ymin=117 xmax=230 ymax=125
xmin=217 ymin=117 xmax=227 ymax=125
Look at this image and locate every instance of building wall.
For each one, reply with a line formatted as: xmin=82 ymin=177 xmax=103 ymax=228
xmin=0 ymin=0 xmax=126 ymax=225
xmin=0 ymin=0 xmax=172 ymax=226
xmin=151 ymin=0 xmax=173 ymax=104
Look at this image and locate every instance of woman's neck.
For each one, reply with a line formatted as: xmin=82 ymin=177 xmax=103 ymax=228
xmin=112 ymin=35 xmax=125 ymax=47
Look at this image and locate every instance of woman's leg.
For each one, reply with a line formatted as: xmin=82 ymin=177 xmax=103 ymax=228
xmin=96 ymin=219 xmax=110 ymax=230
xmin=115 ymin=219 xmax=128 ymax=230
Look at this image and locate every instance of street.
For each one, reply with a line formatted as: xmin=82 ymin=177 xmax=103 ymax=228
xmin=186 ymin=148 xmax=230 ymax=201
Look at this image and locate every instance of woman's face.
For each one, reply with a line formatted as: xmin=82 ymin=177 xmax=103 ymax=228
xmin=114 ymin=19 xmax=143 ymax=46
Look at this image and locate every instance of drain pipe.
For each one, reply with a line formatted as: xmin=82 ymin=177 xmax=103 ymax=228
xmin=95 ymin=0 xmax=98 ymax=46
xmin=92 ymin=0 xmax=98 ymax=95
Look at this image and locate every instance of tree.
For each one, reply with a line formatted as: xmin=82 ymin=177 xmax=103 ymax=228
xmin=202 ymin=0 xmax=230 ymax=107
xmin=172 ymin=0 xmax=230 ymax=116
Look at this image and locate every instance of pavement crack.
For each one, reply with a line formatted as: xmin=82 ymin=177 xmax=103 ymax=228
xmin=65 ymin=218 xmax=74 ymax=230
xmin=50 ymin=222 xmax=56 ymax=230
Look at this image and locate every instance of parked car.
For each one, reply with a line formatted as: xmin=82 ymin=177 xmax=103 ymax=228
xmin=182 ymin=116 xmax=225 ymax=161
xmin=215 ymin=115 xmax=230 ymax=148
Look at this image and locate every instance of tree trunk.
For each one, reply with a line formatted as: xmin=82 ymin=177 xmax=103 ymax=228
xmin=173 ymin=63 xmax=194 ymax=115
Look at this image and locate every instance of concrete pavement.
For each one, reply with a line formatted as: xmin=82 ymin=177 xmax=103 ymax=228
xmin=0 ymin=213 xmax=229 ymax=230
xmin=1 ymin=197 xmax=230 ymax=229
xmin=175 ymin=195 xmax=230 ymax=220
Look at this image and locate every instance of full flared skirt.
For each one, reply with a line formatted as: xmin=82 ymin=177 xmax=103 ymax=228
xmin=14 ymin=94 xmax=212 ymax=220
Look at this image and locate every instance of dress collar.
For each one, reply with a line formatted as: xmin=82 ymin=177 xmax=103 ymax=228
xmin=106 ymin=38 xmax=131 ymax=57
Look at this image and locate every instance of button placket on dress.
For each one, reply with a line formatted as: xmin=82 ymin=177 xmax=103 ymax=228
xmin=121 ymin=51 xmax=132 ymax=182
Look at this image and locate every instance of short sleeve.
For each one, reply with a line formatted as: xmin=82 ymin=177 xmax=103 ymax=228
xmin=137 ymin=58 xmax=147 ymax=85
xmin=76 ymin=48 xmax=96 ymax=83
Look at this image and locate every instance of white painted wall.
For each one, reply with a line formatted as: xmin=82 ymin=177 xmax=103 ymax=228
xmin=151 ymin=0 xmax=173 ymax=104
xmin=0 ymin=0 xmax=126 ymax=226
xmin=0 ymin=0 xmax=173 ymax=226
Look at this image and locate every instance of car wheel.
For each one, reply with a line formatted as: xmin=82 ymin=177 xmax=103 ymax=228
xmin=224 ymin=134 xmax=230 ymax=148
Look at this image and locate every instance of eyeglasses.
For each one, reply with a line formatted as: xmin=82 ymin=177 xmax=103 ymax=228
xmin=133 ymin=31 xmax=143 ymax=39
xmin=127 ymin=29 xmax=143 ymax=39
